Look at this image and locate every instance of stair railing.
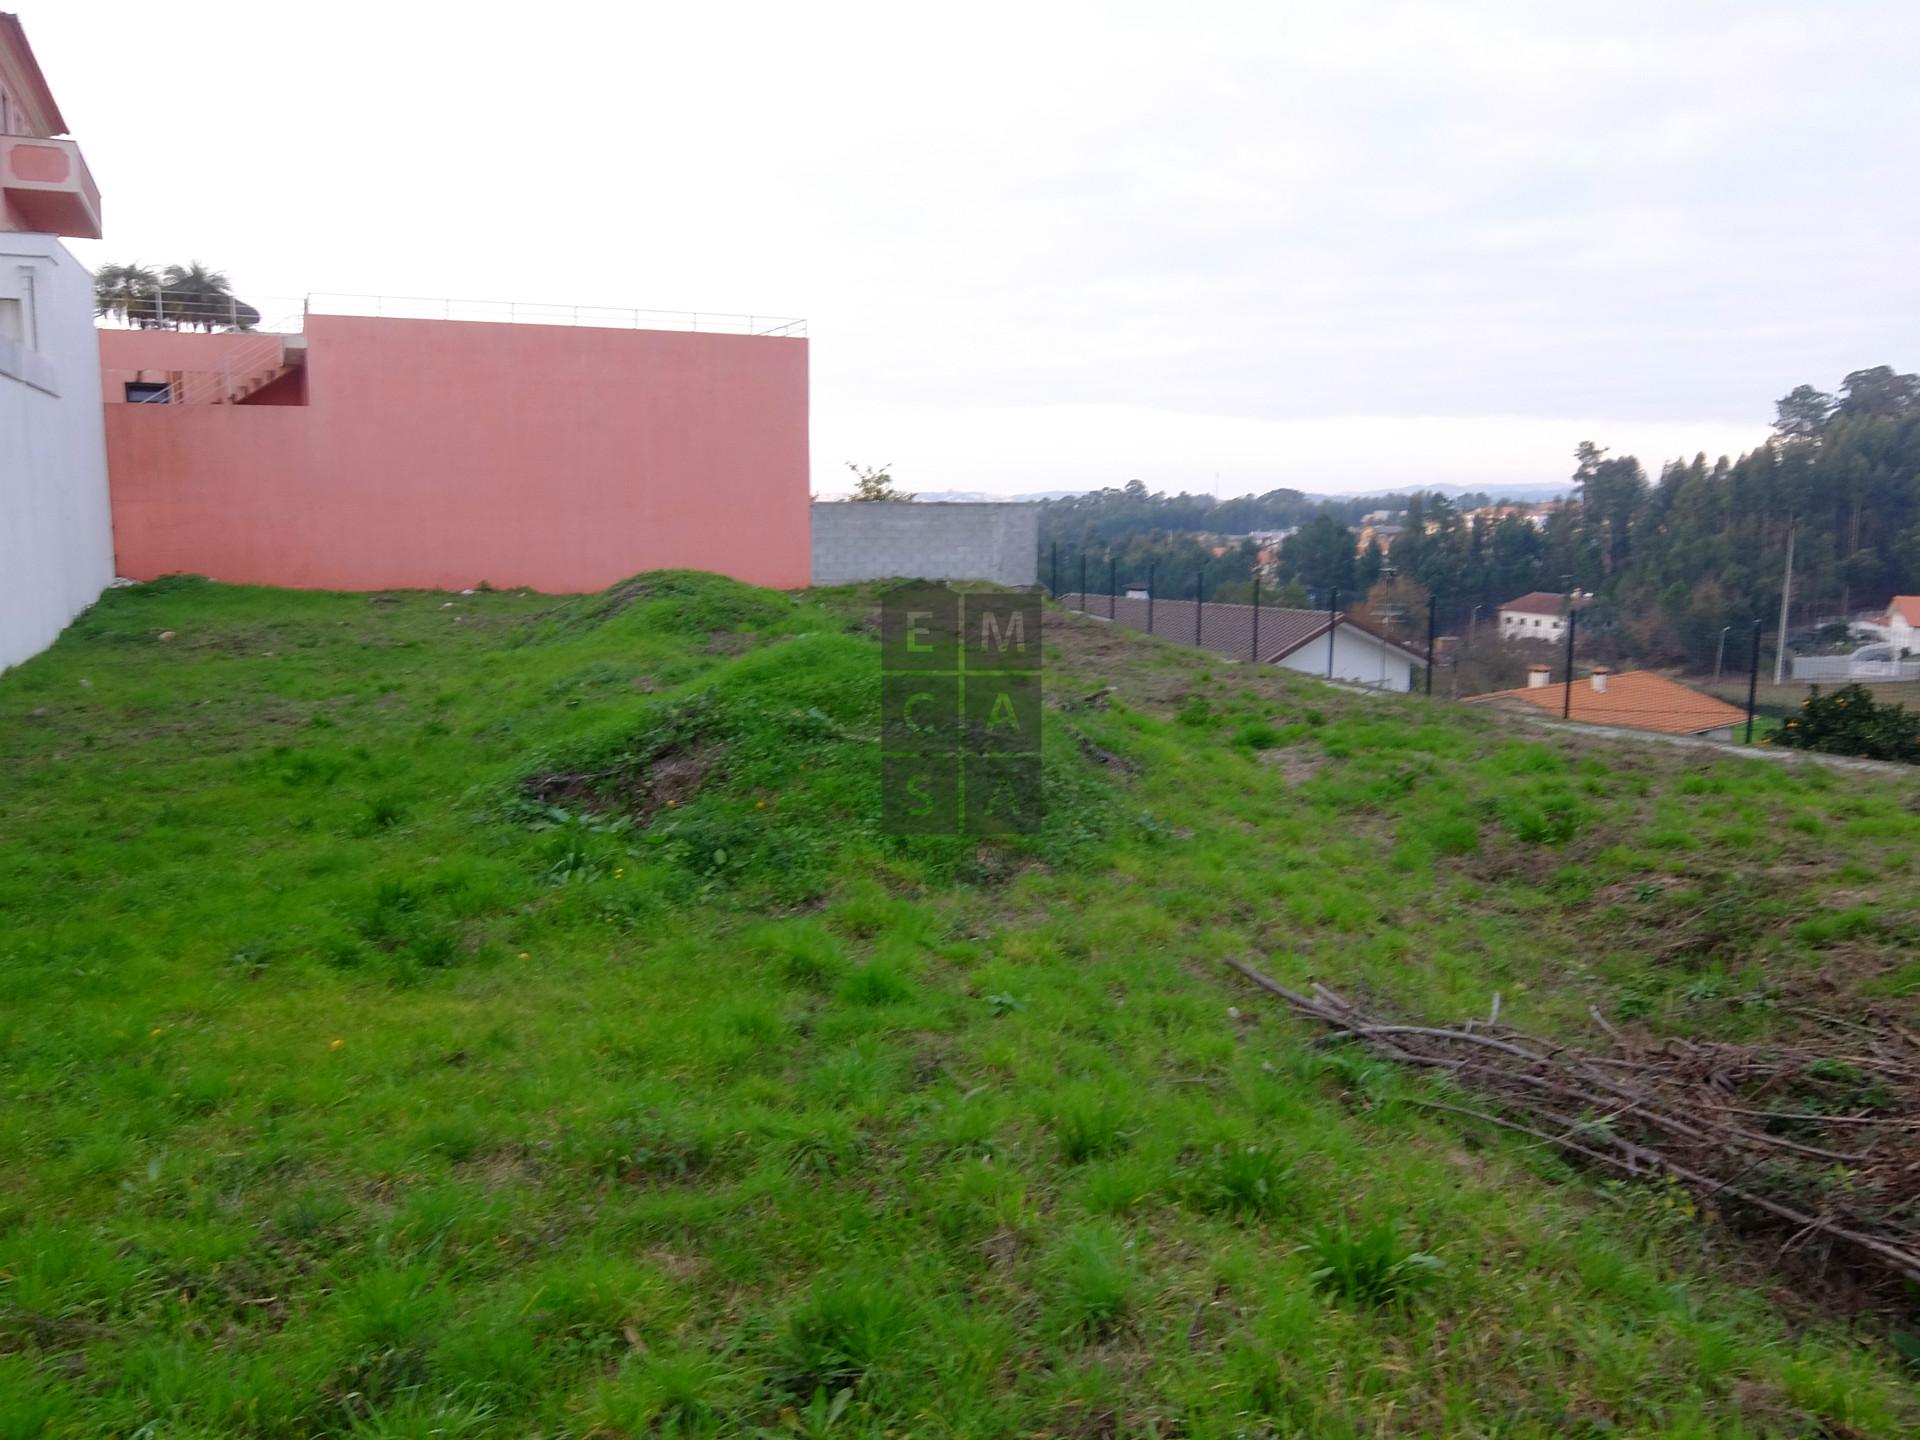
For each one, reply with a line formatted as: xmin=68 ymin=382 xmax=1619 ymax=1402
xmin=165 ymin=314 xmax=303 ymax=404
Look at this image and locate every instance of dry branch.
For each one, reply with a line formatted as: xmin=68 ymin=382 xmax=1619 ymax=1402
xmin=1224 ymin=956 xmax=1920 ymax=1294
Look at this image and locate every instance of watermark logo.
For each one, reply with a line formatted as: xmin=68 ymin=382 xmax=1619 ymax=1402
xmin=881 ymin=585 xmax=1042 ymax=835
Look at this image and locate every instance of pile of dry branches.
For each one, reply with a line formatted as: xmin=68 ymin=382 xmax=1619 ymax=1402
xmin=1226 ymin=957 xmax=1920 ymax=1291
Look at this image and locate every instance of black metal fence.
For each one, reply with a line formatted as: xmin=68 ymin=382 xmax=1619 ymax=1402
xmin=1046 ymin=544 xmax=1770 ymax=740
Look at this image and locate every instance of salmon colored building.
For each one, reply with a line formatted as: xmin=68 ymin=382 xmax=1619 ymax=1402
xmin=100 ymin=304 xmax=811 ymax=594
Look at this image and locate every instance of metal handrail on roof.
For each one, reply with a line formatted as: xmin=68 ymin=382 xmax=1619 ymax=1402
xmin=96 ymin=292 xmax=807 ymax=338
xmin=303 ymin=293 xmax=805 ymax=337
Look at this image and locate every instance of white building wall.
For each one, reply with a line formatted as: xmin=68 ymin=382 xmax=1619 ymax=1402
xmin=1277 ymin=624 xmax=1416 ymax=691
xmin=0 ymin=234 xmax=111 ymax=672
xmin=1500 ymin=609 xmax=1566 ymax=642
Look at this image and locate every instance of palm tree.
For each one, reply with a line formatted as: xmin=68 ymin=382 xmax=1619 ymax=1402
xmin=160 ymin=262 xmax=241 ymax=330
xmin=92 ymin=262 xmax=161 ymax=327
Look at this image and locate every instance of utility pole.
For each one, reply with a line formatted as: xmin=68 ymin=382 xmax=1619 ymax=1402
xmin=1773 ymin=516 xmax=1796 ymax=685
xmin=1746 ymin=618 xmax=1762 ymax=743
xmin=1326 ymin=587 xmax=1339 ymax=679
xmin=1562 ymin=603 xmax=1578 ymax=719
xmin=1713 ymin=624 xmax=1730 ymax=686
xmin=1425 ymin=594 xmax=1437 ymax=696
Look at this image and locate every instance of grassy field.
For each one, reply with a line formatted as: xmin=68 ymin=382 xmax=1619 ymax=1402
xmin=3 ymin=572 xmax=1919 ymax=1438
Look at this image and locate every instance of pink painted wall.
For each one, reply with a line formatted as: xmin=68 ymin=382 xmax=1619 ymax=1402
xmin=101 ymin=329 xmax=279 ymax=385
xmin=102 ymin=315 xmax=811 ymax=593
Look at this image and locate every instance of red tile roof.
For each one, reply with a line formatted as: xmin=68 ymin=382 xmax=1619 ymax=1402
xmin=1890 ymin=596 xmax=1920 ymax=626
xmin=1465 ymin=670 xmax=1748 ymax=736
xmin=1499 ymin=591 xmax=1575 ymax=616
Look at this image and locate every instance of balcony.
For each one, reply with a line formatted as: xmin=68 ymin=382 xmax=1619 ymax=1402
xmin=0 ymin=134 xmax=101 ymax=239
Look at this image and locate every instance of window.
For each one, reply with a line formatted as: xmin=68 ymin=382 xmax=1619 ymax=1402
xmin=126 ymin=381 xmax=172 ymax=404
xmin=0 ymin=268 xmax=36 ymax=349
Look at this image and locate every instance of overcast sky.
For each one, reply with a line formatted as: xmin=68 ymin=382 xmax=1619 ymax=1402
xmin=39 ymin=1 xmax=1920 ymax=498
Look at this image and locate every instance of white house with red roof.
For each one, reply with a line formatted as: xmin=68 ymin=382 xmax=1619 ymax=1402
xmin=1887 ymin=596 xmax=1919 ymax=656
xmin=1497 ymin=590 xmax=1589 ymax=644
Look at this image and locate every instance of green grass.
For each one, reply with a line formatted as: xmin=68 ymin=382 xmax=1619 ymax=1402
xmin=1 ymin=572 xmax=1918 ymax=1436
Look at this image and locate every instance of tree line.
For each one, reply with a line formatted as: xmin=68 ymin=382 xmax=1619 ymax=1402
xmin=93 ymin=263 xmax=260 ymax=331
xmin=1040 ymin=367 xmax=1920 ymax=669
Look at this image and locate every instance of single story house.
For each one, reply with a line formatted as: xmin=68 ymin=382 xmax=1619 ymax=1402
xmin=1497 ymin=590 xmax=1589 ymax=644
xmin=1056 ymin=593 xmax=1426 ymax=691
xmin=1887 ymin=596 xmax=1919 ymax=655
xmin=1466 ymin=666 xmax=1748 ymax=740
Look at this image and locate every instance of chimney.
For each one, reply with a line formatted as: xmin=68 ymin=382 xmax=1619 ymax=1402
xmin=1527 ymin=664 xmax=1551 ymax=689
xmin=1590 ymin=666 xmax=1610 ymax=694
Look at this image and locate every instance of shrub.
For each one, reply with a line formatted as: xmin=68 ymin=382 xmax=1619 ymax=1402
xmin=1234 ymin=721 xmax=1283 ymax=749
xmin=776 ymin=1276 xmax=912 ymax=1390
xmin=1498 ymin=785 xmax=1588 ymax=845
xmin=1046 ymin=1223 xmax=1137 ymax=1335
xmin=1769 ymin=685 xmax=1920 ymax=764
xmin=1302 ymin=1219 xmax=1444 ymax=1305
xmin=1049 ymin=1085 xmax=1134 ymax=1163
xmin=1180 ymin=1143 xmax=1296 ymax=1218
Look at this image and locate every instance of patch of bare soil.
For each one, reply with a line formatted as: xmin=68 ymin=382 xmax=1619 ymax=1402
xmin=1042 ymin=608 xmax=1201 ymax=715
xmin=1256 ymin=744 xmax=1324 ymax=785
xmin=521 ymin=575 xmax=663 ymax=635
xmin=524 ymin=742 xmax=719 ymax=825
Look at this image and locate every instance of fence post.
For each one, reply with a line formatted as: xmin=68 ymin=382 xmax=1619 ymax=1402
xmin=1108 ymin=558 xmax=1116 ymax=619
xmin=1250 ymin=574 xmax=1260 ymax=663
xmin=1146 ymin=565 xmax=1155 ymax=637
xmin=1195 ymin=570 xmax=1204 ymax=647
xmin=1745 ymin=618 xmax=1762 ymax=743
xmin=1562 ymin=604 xmax=1578 ymax=719
xmin=1079 ymin=553 xmax=1087 ymax=612
xmin=1425 ymin=593 xmax=1437 ymax=696
xmin=1327 ymin=588 xmax=1339 ymax=678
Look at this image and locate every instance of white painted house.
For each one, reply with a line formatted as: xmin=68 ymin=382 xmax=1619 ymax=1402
xmin=0 ymin=15 xmax=111 ymax=672
xmin=1272 ymin=615 xmax=1421 ymax=691
xmin=1497 ymin=590 xmax=1587 ymax=644
xmin=1057 ymin=593 xmax=1425 ymax=691
xmin=1888 ymin=596 xmax=1919 ymax=656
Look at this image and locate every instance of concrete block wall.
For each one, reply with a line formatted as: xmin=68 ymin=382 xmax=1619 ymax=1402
xmin=810 ymin=501 xmax=1039 ymax=586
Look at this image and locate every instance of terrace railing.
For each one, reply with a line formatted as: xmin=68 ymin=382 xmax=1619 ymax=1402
xmin=98 ymin=291 xmax=804 ymax=338
xmin=303 ymin=293 xmax=805 ymax=337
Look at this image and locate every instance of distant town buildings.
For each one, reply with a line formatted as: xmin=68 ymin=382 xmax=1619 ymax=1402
xmin=1355 ymin=522 xmax=1403 ymax=555
xmin=1425 ymin=500 xmax=1565 ymax=536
